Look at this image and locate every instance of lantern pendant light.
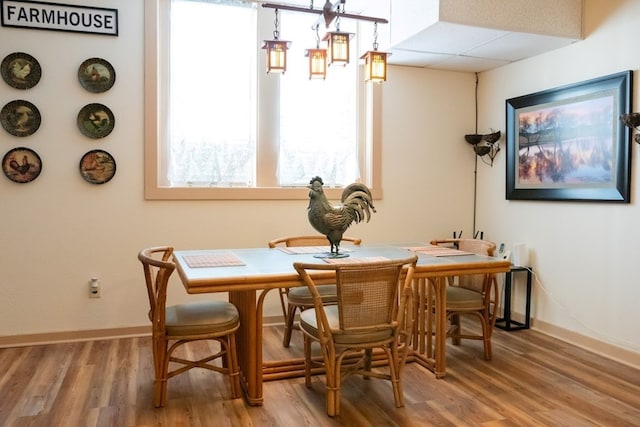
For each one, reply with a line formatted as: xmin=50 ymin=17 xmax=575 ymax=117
xmin=261 ymin=9 xmax=291 ymax=73
xmin=322 ymin=8 xmax=353 ymax=66
xmin=361 ymin=23 xmax=389 ymax=82
xmin=305 ymin=24 xmax=327 ymax=79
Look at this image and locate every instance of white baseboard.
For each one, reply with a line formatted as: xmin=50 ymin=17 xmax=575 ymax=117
xmin=2 ymin=318 xmax=638 ymax=371
xmin=531 ymin=318 xmax=640 ymax=370
xmin=0 ymin=326 xmax=151 ymax=348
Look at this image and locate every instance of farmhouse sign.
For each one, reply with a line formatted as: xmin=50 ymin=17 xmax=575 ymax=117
xmin=1 ymin=0 xmax=118 ymax=36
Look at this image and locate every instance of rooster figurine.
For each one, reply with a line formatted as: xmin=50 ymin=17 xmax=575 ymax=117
xmin=307 ymin=176 xmax=376 ymax=256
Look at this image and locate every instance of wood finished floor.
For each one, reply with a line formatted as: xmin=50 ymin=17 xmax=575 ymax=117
xmin=1 ymin=321 xmax=639 ymax=427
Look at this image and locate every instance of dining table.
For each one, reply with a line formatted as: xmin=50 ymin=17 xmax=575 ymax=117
xmin=173 ymin=243 xmax=511 ymax=406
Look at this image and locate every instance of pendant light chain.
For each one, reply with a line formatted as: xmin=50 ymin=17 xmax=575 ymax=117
xmin=273 ymin=8 xmax=280 ymax=40
xmin=373 ymin=22 xmax=379 ymax=50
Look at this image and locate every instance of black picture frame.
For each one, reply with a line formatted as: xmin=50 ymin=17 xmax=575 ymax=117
xmin=506 ymin=70 xmax=632 ymax=202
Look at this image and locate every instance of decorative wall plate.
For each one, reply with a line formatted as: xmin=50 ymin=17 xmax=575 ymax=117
xmin=1 ymin=100 xmax=41 ymax=137
xmin=1 ymin=52 xmax=42 ymax=89
xmin=79 ymin=149 xmax=116 ymax=184
xmin=78 ymin=57 xmax=115 ymax=93
xmin=77 ymin=103 xmax=114 ymax=138
xmin=2 ymin=147 xmax=42 ymax=183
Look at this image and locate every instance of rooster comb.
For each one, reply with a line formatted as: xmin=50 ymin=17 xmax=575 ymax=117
xmin=309 ymin=176 xmax=323 ymax=185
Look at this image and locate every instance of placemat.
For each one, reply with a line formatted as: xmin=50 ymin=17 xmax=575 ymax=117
xmin=406 ymin=245 xmax=473 ymax=257
xmin=278 ymin=246 xmax=353 ymax=255
xmin=323 ymin=256 xmax=389 ymax=264
xmin=183 ymin=253 xmax=245 ymax=268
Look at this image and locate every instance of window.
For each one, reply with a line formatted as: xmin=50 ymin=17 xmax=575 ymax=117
xmin=144 ymin=0 xmax=381 ymax=200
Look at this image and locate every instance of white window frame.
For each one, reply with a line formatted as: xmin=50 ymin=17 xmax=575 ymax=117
xmin=143 ymin=0 xmax=382 ymax=200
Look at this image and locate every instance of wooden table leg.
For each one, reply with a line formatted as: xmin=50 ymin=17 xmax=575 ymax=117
xmin=433 ymin=276 xmax=447 ymax=378
xmin=412 ymin=276 xmax=447 ymax=378
xmin=229 ymin=290 xmax=263 ymax=406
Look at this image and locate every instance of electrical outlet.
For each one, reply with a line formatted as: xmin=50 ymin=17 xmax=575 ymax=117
xmin=497 ymin=243 xmax=511 ymax=261
xmin=89 ymin=277 xmax=101 ymax=298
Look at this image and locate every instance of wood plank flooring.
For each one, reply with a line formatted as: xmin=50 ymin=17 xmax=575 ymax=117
xmin=1 ymin=321 xmax=639 ymax=426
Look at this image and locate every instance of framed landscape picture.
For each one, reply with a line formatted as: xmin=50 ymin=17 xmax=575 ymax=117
xmin=505 ymin=71 xmax=632 ymax=202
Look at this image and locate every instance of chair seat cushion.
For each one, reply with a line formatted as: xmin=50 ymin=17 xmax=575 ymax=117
xmin=447 ymin=286 xmax=484 ymax=310
xmin=166 ymin=300 xmax=239 ymax=336
xmin=288 ymin=284 xmax=337 ymax=305
xmin=300 ymin=305 xmax=393 ymax=345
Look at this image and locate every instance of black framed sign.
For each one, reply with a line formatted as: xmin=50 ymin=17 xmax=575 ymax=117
xmin=505 ymin=70 xmax=632 ymax=203
xmin=1 ymin=0 xmax=118 ymax=36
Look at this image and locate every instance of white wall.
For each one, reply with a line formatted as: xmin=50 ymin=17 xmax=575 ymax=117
xmin=477 ymin=0 xmax=640 ymax=362
xmin=1 ymin=0 xmax=637 ymax=366
xmin=0 ymin=1 xmax=474 ymax=337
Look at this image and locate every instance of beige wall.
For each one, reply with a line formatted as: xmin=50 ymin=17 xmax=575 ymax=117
xmin=0 ymin=1 xmax=473 ymax=337
xmin=477 ymin=0 xmax=640 ymax=364
xmin=1 ymin=0 xmax=638 ymax=367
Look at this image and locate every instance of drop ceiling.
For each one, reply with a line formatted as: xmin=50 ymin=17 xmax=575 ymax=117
xmin=385 ymin=0 xmax=584 ymax=72
xmin=282 ymin=0 xmax=584 ymax=73
xmin=386 ymin=21 xmax=582 ymax=72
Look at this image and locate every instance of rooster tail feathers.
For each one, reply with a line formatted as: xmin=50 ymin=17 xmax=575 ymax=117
xmin=342 ymin=190 xmax=375 ymax=223
xmin=341 ymin=183 xmax=377 ymax=212
xmin=341 ymin=183 xmax=372 ymax=201
xmin=352 ymin=203 xmax=365 ymax=223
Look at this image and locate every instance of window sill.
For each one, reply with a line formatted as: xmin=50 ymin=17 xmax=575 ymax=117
xmin=144 ymin=185 xmax=382 ymax=201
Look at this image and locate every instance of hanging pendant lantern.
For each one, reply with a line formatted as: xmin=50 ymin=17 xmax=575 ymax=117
xmin=305 ymin=24 xmax=327 ymax=79
xmin=322 ymin=9 xmax=353 ymax=66
xmin=305 ymin=48 xmax=327 ymax=79
xmin=323 ymin=31 xmax=353 ymax=66
xmin=361 ymin=50 xmax=388 ymax=82
xmin=262 ymin=9 xmax=291 ymax=73
xmin=361 ymin=23 xmax=389 ymax=82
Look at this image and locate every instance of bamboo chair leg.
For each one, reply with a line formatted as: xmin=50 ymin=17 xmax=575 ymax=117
xmin=327 ymin=357 xmax=339 ymax=417
xmin=481 ymin=317 xmax=492 ymax=361
xmin=450 ymin=314 xmax=461 ymax=345
xmin=364 ymin=348 xmax=373 ymax=380
xmin=278 ymin=288 xmax=288 ymax=320
xmin=227 ymin=334 xmax=242 ymax=398
xmin=153 ymin=339 xmax=169 ymax=408
xmin=304 ymin=335 xmax=312 ymax=388
xmin=282 ymin=304 xmax=298 ymax=347
xmin=388 ymin=346 xmax=403 ymax=408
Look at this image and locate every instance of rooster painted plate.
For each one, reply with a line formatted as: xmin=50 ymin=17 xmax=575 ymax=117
xmin=0 ymin=100 xmax=41 ymax=137
xmin=78 ymin=57 xmax=115 ymax=93
xmin=1 ymin=52 xmax=41 ymax=90
xmin=79 ymin=149 xmax=116 ymax=184
xmin=2 ymin=147 xmax=42 ymax=183
xmin=77 ymin=103 xmax=115 ymax=139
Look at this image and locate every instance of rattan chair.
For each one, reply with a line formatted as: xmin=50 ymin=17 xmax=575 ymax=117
xmin=430 ymin=238 xmax=499 ymax=360
xmin=294 ymin=255 xmax=418 ymax=417
xmin=268 ymin=235 xmax=362 ymax=347
xmin=138 ymin=246 xmax=242 ymax=407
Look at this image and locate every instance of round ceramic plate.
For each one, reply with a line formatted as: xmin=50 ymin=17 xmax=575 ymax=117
xmin=1 ymin=100 xmax=41 ymax=137
xmin=2 ymin=147 xmax=42 ymax=183
xmin=1 ymin=52 xmax=42 ymax=89
xmin=79 ymin=149 xmax=116 ymax=184
xmin=78 ymin=57 xmax=115 ymax=93
xmin=77 ymin=103 xmax=115 ymax=138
